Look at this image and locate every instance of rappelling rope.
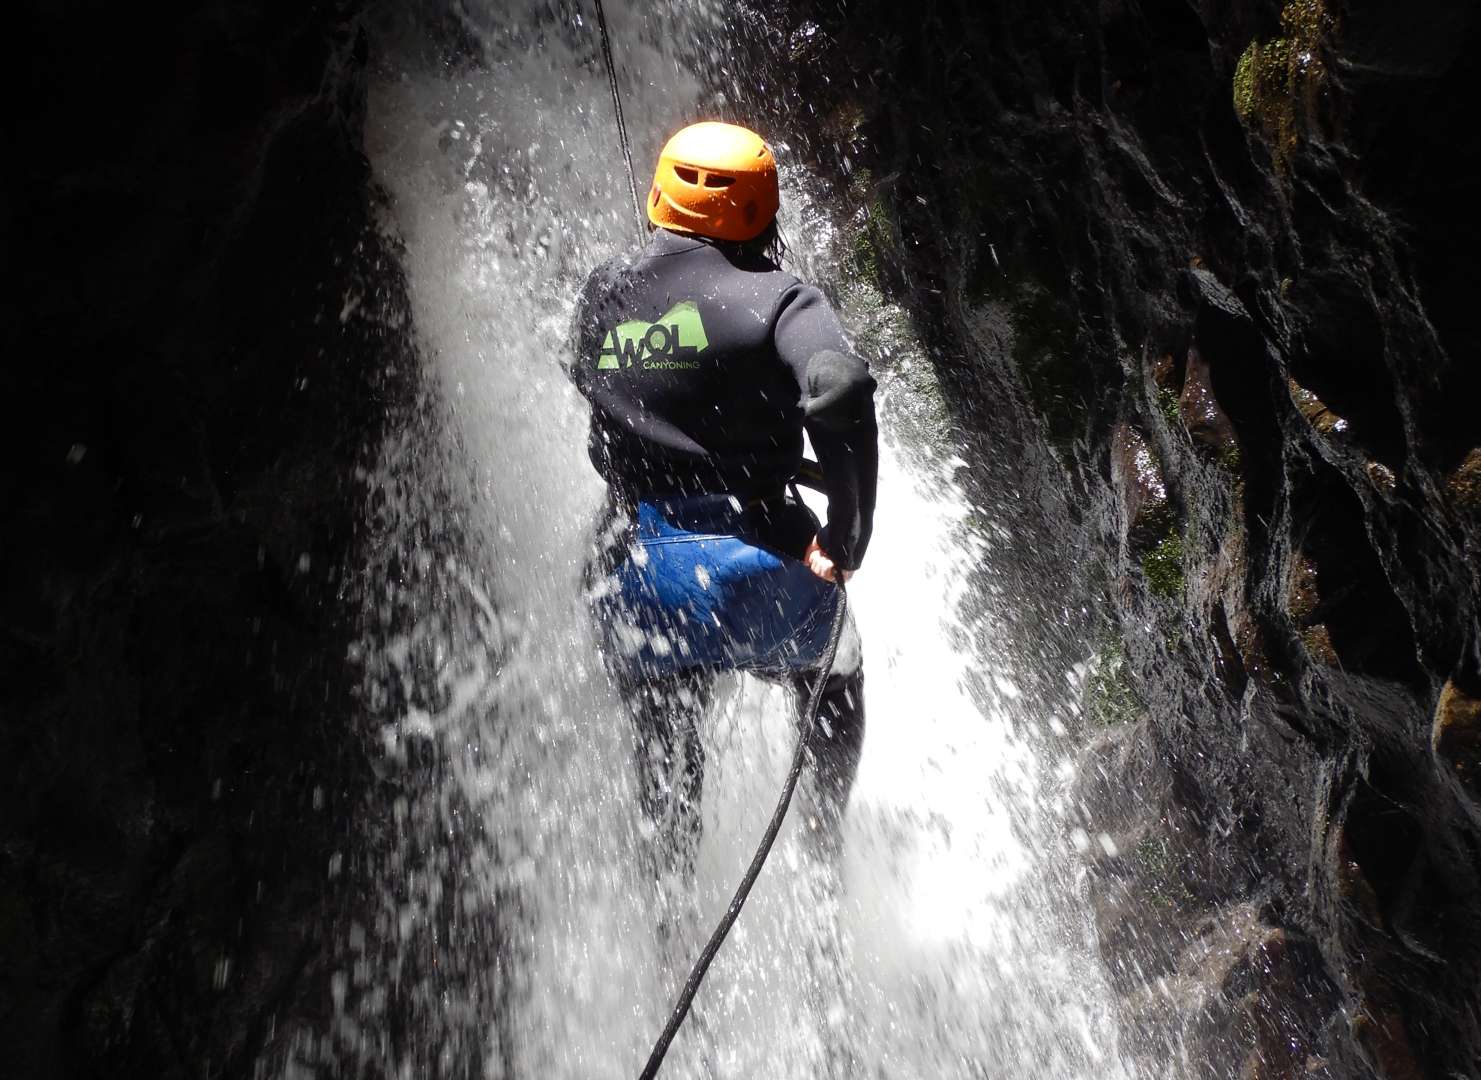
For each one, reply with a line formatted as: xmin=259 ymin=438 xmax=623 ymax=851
xmin=639 ymin=580 xmax=850 ymax=1080
xmin=592 ymin=0 xmax=647 ymax=243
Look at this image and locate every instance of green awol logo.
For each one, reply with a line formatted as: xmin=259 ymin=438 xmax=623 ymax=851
xmin=597 ymin=300 xmax=709 ymax=370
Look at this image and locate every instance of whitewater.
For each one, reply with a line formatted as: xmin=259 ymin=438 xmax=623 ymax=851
xmin=293 ymin=2 xmax=1139 ymax=1076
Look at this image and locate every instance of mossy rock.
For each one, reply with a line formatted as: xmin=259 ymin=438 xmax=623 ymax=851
xmin=1300 ymin=623 xmax=1340 ymax=666
xmin=1445 ymin=448 xmax=1481 ymax=515
xmin=1084 ymin=635 xmax=1143 ymax=728
xmin=851 ymin=228 xmax=880 ymax=283
xmin=1232 ymin=0 xmax=1335 ymax=166
xmin=844 ymin=169 xmax=896 ymax=287
xmin=1286 ymin=549 xmax=1321 ymax=623
xmin=1132 ymin=834 xmax=1195 ymax=911
xmin=1143 ymin=528 xmax=1185 ymax=600
xmin=1365 ymin=460 xmax=1397 ymax=496
xmin=1433 ymin=678 xmax=1481 ymax=808
xmin=1157 ymin=385 xmax=1182 ymax=432
xmin=1288 ymin=377 xmax=1346 ymax=436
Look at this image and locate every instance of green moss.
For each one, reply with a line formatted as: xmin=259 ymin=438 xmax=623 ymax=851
xmin=853 ymin=199 xmax=893 ymax=285
xmin=1157 ymin=386 xmax=1182 ymax=432
xmin=1215 ymin=442 xmax=1243 ymax=475
xmin=1300 ymin=623 xmax=1338 ymax=666
xmin=844 ymin=169 xmax=896 ymax=288
xmin=1232 ymin=38 xmax=1292 ymax=126
xmin=851 ymin=226 xmax=880 ymax=283
xmin=1447 ymin=448 xmax=1481 ymax=515
xmin=1085 ymin=636 xmax=1142 ymax=728
xmin=1142 ymin=528 xmax=1185 ymax=600
xmin=1133 ymin=836 xmax=1195 ymax=910
xmin=1231 ymin=0 xmax=1334 ymax=166
xmin=1232 ymin=45 xmax=1259 ymax=120
xmin=1281 ymin=0 xmax=1327 ymax=41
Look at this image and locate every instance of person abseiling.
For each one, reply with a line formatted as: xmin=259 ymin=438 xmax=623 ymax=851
xmin=570 ymin=120 xmax=879 ymax=887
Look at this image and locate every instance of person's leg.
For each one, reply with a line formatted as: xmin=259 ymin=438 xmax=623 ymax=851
xmin=789 ymin=661 xmax=865 ymax=1064
xmin=626 ymin=669 xmax=715 ymax=883
xmin=744 ymin=494 xmax=866 ymax=858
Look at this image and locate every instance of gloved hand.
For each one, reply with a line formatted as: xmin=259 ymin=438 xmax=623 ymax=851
xmin=804 ymin=535 xmax=852 ymax=584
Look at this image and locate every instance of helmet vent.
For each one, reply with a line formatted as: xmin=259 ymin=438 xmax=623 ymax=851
xmin=674 ymin=165 xmax=701 ymax=184
xmin=702 ymin=173 xmax=735 ymax=188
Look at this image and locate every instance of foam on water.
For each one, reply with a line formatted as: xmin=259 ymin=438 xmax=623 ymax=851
xmin=341 ymin=2 xmax=1136 ymax=1076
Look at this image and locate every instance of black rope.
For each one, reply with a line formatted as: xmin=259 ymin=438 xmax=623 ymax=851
xmin=592 ymin=0 xmax=646 ymax=243
xmin=639 ymin=580 xmax=850 ymax=1079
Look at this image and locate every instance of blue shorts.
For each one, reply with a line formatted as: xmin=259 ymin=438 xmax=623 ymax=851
xmin=592 ymin=496 xmax=841 ymax=679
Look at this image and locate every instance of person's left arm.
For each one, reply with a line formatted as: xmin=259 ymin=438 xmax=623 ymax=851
xmin=773 ymin=282 xmax=879 ymax=573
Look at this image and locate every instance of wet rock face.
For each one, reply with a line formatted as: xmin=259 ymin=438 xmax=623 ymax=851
xmin=758 ymin=0 xmax=1481 ymax=1075
xmin=4 ymin=3 xmax=413 ymax=1076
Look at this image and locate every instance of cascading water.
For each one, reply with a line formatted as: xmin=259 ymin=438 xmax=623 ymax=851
xmin=284 ymin=2 xmax=1138 ymax=1076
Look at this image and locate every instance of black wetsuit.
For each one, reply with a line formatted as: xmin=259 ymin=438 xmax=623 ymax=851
xmin=571 ymin=227 xmax=879 ymax=873
xmin=571 ymin=227 xmax=878 ymax=568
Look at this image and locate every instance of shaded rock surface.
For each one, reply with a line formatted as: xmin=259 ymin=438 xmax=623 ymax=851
xmin=740 ymin=0 xmax=1481 ymax=1076
xmin=3 ymin=2 xmax=415 ymax=1076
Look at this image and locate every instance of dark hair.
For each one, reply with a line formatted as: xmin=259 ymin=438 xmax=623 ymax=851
xmin=761 ymin=220 xmax=790 ymax=267
xmin=669 ymin=219 xmax=790 ymax=271
xmin=741 ymin=220 xmax=788 ymax=268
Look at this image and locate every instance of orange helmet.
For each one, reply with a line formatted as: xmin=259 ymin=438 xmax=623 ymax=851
xmin=647 ymin=122 xmax=780 ymax=243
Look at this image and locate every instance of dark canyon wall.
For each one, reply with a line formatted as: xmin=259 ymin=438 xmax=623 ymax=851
xmin=3 ymin=3 xmax=414 ymax=1076
xmin=750 ymin=0 xmax=1481 ymax=1076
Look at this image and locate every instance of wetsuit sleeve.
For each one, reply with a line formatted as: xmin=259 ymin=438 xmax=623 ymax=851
xmin=773 ymin=283 xmax=879 ymax=570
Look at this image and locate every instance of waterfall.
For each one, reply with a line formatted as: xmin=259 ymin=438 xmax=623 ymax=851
xmin=284 ymin=2 xmax=1138 ymax=1076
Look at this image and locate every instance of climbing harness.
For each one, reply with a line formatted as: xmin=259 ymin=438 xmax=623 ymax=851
xmin=639 ymin=578 xmax=849 ymax=1079
xmin=592 ymin=0 xmax=646 ymax=242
